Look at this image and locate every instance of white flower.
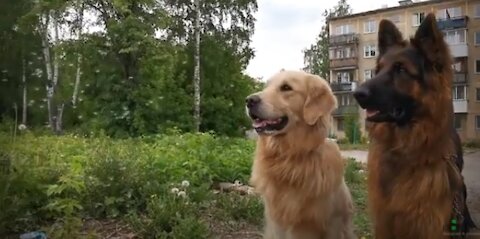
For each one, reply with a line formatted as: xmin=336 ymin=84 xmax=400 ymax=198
xmin=181 ymin=180 xmax=190 ymax=188
xmin=359 ymin=169 xmax=365 ymax=174
xmin=18 ymin=124 xmax=27 ymax=131
xmin=171 ymin=187 xmax=179 ymax=194
xmin=177 ymin=191 xmax=187 ymax=198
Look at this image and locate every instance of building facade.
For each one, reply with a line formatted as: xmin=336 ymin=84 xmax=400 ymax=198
xmin=328 ymin=0 xmax=480 ymax=141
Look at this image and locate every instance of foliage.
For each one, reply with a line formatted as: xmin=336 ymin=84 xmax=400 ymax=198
xmin=302 ymin=0 xmax=352 ymax=79
xmin=0 ymin=133 xmax=371 ymax=237
xmin=344 ymin=113 xmax=361 ymax=144
xmin=0 ymin=0 xmax=259 ymax=137
xmin=344 ymin=158 xmax=371 ymax=238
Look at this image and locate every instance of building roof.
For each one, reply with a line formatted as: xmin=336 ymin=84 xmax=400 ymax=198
xmin=330 ymin=0 xmax=458 ymax=21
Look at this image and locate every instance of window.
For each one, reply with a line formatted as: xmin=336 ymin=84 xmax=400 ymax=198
xmin=476 ymin=115 xmax=480 ymax=130
xmin=475 ymin=4 xmax=480 ymax=18
xmin=364 ymin=69 xmax=375 ymax=80
xmin=336 ymin=71 xmax=353 ymax=83
xmin=364 ymin=20 xmax=377 ymax=33
xmin=364 ymin=45 xmax=376 ymax=58
xmin=454 ymin=114 xmax=462 ymax=130
xmin=452 ymin=85 xmax=466 ymax=100
xmin=475 ymin=32 xmax=480 ymax=46
xmin=337 ymin=94 xmax=351 ymax=106
xmin=443 ymin=29 xmax=466 ymax=45
xmin=412 ymin=12 xmax=425 ymax=26
xmin=452 ymin=62 xmax=462 ymax=72
xmin=476 ymin=88 xmax=480 ymax=101
xmin=330 ymin=47 xmax=354 ymax=59
xmin=337 ymin=118 xmax=344 ymax=131
xmin=476 ymin=60 xmax=480 ymax=74
xmin=334 ymin=24 xmax=353 ymax=35
xmin=437 ymin=7 xmax=462 ymax=19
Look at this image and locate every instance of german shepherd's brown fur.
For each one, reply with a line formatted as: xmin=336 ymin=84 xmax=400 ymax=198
xmin=353 ymin=14 xmax=475 ymax=238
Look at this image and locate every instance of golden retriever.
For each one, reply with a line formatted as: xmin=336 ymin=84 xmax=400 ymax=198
xmin=245 ymin=70 xmax=356 ymax=239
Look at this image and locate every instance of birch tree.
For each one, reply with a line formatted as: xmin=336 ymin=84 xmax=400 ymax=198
xmin=38 ymin=9 xmax=64 ymax=134
xmin=21 ymin=59 xmax=27 ymax=126
xmin=193 ymin=0 xmax=201 ymax=132
xmin=71 ymin=0 xmax=84 ymax=108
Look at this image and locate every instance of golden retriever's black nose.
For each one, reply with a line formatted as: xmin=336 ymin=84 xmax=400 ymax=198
xmin=353 ymin=86 xmax=370 ymax=106
xmin=246 ymin=95 xmax=261 ymax=108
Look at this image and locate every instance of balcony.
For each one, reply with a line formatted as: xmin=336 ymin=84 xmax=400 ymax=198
xmin=448 ymin=44 xmax=468 ymax=58
xmin=453 ymin=100 xmax=467 ymax=113
xmin=330 ymin=82 xmax=354 ymax=92
xmin=453 ymin=73 xmax=467 ymax=84
xmin=437 ymin=16 xmax=468 ymax=31
xmin=329 ymin=33 xmax=359 ymax=46
xmin=332 ymin=105 xmax=358 ymax=116
xmin=330 ymin=57 xmax=357 ymax=69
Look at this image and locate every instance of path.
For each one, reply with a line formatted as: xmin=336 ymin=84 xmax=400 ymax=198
xmin=342 ymin=149 xmax=480 ymax=236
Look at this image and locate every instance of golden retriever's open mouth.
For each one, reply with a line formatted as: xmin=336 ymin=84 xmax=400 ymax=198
xmin=250 ymin=115 xmax=288 ymax=134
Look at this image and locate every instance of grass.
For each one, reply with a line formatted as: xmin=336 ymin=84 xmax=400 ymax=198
xmin=0 ymin=131 xmax=371 ymax=238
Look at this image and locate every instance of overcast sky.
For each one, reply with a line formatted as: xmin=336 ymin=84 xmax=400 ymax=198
xmin=244 ymin=0 xmax=402 ymax=80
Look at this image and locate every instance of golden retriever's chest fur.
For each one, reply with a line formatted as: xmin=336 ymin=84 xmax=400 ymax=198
xmin=250 ymin=140 xmax=345 ymax=231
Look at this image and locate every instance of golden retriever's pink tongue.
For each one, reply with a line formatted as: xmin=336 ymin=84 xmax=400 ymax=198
xmin=253 ymin=119 xmax=280 ymax=128
xmin=253 ymin=120 xmax=267 ymax=128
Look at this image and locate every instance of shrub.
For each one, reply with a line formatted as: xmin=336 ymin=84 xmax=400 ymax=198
xmin=0 ymin=132 xmax=371 ymax=237
xmin=344 ymin=114 xmax=361 ymax=144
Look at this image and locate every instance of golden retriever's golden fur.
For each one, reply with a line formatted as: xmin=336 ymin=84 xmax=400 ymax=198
xmin=246 ymin=70 xmax=356 ymax=239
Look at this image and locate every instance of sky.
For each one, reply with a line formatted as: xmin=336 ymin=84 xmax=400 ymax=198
xmin=244 ymin=0 xmax=402 ymax=80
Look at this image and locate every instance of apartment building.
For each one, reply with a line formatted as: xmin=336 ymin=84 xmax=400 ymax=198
xmin=328 ymin=0 xmax=480 ymax=141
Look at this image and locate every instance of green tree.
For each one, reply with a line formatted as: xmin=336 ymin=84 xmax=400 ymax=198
xmin=344 ymin=113 xmax=360 ymax=144
xmin=0 ymin=0 xmax=259 ymax=137
xmin=303 ymin=0 xmax=352 ymax=79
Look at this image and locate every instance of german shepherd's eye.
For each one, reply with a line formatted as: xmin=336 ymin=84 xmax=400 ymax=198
xmin=394 ymin=63 xmax=406 ymax=74
xmin=280 ymin=84 xmax=292 ymax=91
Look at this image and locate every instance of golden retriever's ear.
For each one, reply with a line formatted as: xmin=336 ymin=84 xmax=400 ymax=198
xmin=303 ymin=76 xmax=337 ymax=125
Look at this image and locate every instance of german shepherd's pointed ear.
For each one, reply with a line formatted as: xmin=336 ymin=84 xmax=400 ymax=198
xmin=412 ymin=13 xmax=449 ymax=69
xmin=378 ymin=19 xmax=404 ymax=57
xmin=303 ymin=75 xmax=337 ymax=126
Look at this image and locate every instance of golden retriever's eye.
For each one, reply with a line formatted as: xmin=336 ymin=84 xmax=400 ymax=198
xmin=280 ymin=84 xmax=292 ymax=92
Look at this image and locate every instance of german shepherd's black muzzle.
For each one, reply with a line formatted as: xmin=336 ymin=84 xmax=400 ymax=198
xmin=353 ymin=72 xmax=416 ymax=126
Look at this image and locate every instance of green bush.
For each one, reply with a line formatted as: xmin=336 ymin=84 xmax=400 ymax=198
xmin=0 ymin=132 xmax=371 ymax=237
xmin=344 ymin=114 xmax=361 ymax=144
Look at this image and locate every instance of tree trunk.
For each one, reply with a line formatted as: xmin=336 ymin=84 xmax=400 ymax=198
xmin=40 ymin=12 xmax=55 ymax=129
xmin=52 ymin=12 xmax=59 ymax=87
xmin=193 ymin=0 xmax=201 ymax=132
xmin=72 ymin=1 xmax=84 ymax=107
xmin=21 ymin=59 xmax=27 ymax=126
xmin=55 ymin=103 xmax=65 ymax=135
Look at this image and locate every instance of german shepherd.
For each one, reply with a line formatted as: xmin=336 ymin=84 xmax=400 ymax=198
xmin=353 ymin=13 xmax=476 ymax=238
